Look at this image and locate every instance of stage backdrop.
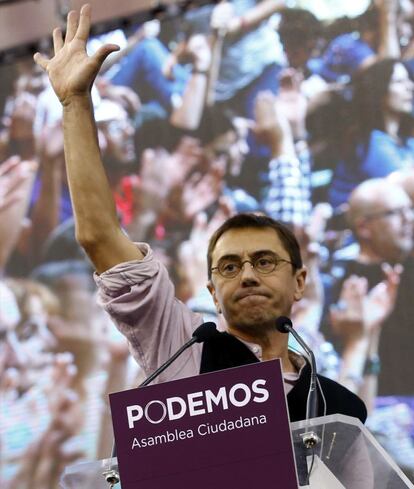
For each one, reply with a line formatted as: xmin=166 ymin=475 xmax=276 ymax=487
xmin=1 ymin=0 xmax=414 ymax=486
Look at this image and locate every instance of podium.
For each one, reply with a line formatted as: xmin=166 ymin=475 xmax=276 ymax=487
xmin=60 ymin=358 xmax=414 ymax=488
xmin=60 ymin=414 xmax=414 ymax=488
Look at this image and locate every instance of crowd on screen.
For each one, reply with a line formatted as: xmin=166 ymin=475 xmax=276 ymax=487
xmin=2 ymin=0 xmax=414 ymax=485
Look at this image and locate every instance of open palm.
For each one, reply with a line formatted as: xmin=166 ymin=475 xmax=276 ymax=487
xmin=33 ymin=4 xmax=119 ymax=105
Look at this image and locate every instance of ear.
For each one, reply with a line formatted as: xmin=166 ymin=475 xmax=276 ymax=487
xmin=206 ymin=281 xmax=222 ymax=314
xmin=355 ymin=218 xmax=371 ymax=240
xmin=293 ymin=267 xmax=307 ymax=301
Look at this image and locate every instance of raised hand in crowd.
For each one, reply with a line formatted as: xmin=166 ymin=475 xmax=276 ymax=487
xmin=210 ymin=0 xmax=284 ymax=36
xmin=331 ymin=265 xmax=401 ymax=344
xmin=210 ymin=1 xmax=236 ymax=33
xmin=375 ymin=0 xmax=401 ymax=58
xmin=140 ymin=136 xmax=202 ymax=200
xmin=166 ymin=136 xmax=204 ymax=187
xmin=46 ymin=271 xmax=108 ymax=401
xmin=29 ymin=122 xmax=65 ymax=263
xmin=170 ymin=34 xmax=212 ymax=130
xmin=275 ymin=68 xmax=308 ymax=141
xmin=9 ymin=354 xmax=84 ymax=489
xmin=96 ymin=326 xmax=131 ymax=459
xmin=180 ymin=158 xmax=226 ymax=221
xmin=128 ymin=137 xmax=202 ymax=241
xmin=36 ymin=120 xmax=64 ymax=161
xmin=291 ymin=204 xmax=332 ymax=337
xmin=330 ymin=265 xmax=401 ymax=411
xmin=253 ymin=90 xmax=296 ymax=158
xmin=0 ymin=156 xmax=37 ymax=269
xmin=177 ymin=199 xmax=234 ymax=300
xmin=0 ymin=280 xmax=23 ymax=394
xmin=6 ymin=91 xmax=37 ymax=159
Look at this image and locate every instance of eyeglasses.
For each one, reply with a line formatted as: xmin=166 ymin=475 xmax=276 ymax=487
xmin=211 ymin=252 xmax=294 ymax=279
xmin=364 ymin=205 xmax=414 ymax=221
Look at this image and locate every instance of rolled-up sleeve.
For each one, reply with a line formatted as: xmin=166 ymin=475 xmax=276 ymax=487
xmin=94 ymin=243 xmax=204 ymax=381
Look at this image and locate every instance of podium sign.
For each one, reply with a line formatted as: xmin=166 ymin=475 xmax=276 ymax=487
xmin=109 ymin=359 xmax=298 ymax=488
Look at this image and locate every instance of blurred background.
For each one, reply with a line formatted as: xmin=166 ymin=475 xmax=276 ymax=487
xmin=1 ymin=0 xmax=414 ymax=486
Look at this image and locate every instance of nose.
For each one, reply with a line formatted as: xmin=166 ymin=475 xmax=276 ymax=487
xmin=239 ymin=260 xmax=260 ymax=285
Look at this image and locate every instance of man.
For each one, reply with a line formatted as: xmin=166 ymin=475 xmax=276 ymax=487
xmin=330 ymin=178 xmax=414 ymax=396
xmin=33 ymin=5 xmax=366 ymax=423
xmin=346 ymin=178 xmax=414 ymax=265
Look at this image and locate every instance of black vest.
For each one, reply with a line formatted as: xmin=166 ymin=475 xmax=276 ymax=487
xmin=200 ymin=332 xmax=367 ymax=424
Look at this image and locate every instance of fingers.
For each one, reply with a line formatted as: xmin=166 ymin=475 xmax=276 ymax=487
xmin=342 ymin=275 xmax=368 ymax=296
xmin=76 ymin=3 xmax=91 ymax=41
xmin=52 ymin=27 xmax=64 ymax=54
xmin=194 ymin=211 xmax=208 ymax=229
xmin=65 ymin=10 xmax=79 ymax=44
xmin=33 ymin=52 xmax=49 ymax=70
xmin=93 ymin=44 xmax=121 ymax=66
xmin=382 ymin=262 xmax=403 ymax=282
xmin=0 ymin=155 xmax=21 ymax=176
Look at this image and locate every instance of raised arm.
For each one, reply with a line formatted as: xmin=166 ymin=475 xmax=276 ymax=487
xmin=331 ymin=266 xmax=400 ymax=413
xmin=0 ymin=156 xmax=37 ymax=269
xmin=170 ymin=34 xmax=211 ymax=130
xmin=33 ymin=4 xmax=143 ymax=273
xmin=376 ymin=0 xmax=400 ymax=59
xmin=211 ymin=0 xmax=284 ymax=37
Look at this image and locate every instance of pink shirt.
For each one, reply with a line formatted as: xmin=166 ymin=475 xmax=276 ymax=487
xmin=94 ymin=243 xmax=303 ymax=392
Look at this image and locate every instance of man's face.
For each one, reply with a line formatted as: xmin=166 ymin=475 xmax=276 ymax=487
xmin=207 ymin=227 xmax=306 ymax=336
xmin=360 ymin=189 xmax=414 ymax=262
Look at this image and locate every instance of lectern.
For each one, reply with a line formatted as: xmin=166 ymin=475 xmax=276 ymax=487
xmin=60 ymin=361 xmax=414 ymax=489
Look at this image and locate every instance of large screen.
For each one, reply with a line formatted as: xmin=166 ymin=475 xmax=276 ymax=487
xmin=1 ymin=0 xmax=414 ymax=486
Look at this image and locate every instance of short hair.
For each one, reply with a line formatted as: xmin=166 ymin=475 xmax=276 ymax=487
xmin=207 ymin=213 xmax=303 ymax=279
xmin=278 ymin=8 xmax=322 ymax=45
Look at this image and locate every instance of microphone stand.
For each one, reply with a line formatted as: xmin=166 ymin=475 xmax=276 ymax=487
xmin=275 ymin=317 xmax=320 ymax=449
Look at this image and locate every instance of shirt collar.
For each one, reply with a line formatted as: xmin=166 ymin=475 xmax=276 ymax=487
xmin=231 ymin=335 xmax=306 ymax=375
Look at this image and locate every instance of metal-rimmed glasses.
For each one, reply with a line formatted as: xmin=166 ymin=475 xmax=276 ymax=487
xmin=210 ymin=252 xmax=294 ymax=279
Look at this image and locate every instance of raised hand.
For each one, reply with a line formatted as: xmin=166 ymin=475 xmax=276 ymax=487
xmin=32 ymin=5 xmax=141 ymax=273
xmin=177 ymin=198 xmax=234 ymax=296
xmin=364 ymin=263 xmax=401 ymax=330
xmin=253 ymin=91 xmax=296 ymax=158
xmin=210 ymin=1 xmax=236 ymax=31
xmin=9 ymin=354 xmax=84 ymax=489
xmin=330 ymin=265 xmax=401 ymax=345
xmin=33 ymin=4 xmax=119 ymax=106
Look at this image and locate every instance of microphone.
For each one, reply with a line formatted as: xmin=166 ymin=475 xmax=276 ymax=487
xmin=106 ymin=321 xmax=220 ymax=483
xmin=275 ymin=316 xmax=320 ymax=448
xmin=191 ymin=321 xmax=220 ymax=343
xmin=140 ymin=322 xmax=219 ymax=387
